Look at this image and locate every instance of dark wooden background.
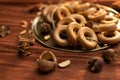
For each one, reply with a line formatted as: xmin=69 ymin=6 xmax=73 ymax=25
xmin=0 ymin=0 xmax=120 ymax=80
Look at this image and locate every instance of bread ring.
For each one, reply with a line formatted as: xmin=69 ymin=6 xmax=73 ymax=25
xmin=78 ymin=7 xmax=97 ymax=16
xmin=46 ymin=5 xmax=58 ymax=23
xmin=53 ymin=25 xmax=69 ymax=46
xmin=75 ymin=3 xmax=91 ymax=12
xmin=63 ymin=1 xmax=81 ymax=13
xmin=77 ymin=27 xmax=98 ymax=49
xmin=57 ymin=17 xmax=75 ymax=28
xmin=92 ymin=23 xmax=117 ymax=32
xmin=88 ymin=9 xmax=107 ymax=21
xmin=70 ymin=14 xmax=86 ymax=25
xmin=43 ymin=5 xmax=56 ymax=17
xmin=55 ymin=6 xmax=71 ymax=20
xmin=67 ymin=22 xmax=82 ymax=45
xmin=101 ymin=15 xmax=119 ymax=24
xmin=97 ymin=31 xmax=120 ymax=44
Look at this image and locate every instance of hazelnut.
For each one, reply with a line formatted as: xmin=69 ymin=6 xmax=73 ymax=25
xmin=88 ymin=57 xmax=104 ymax=73
xmin=18 ymin=48 xmax=31 ymax=56
xmin=37 ymin=51 xmax=57 ymax=73
xmin=0 ymin=25 xmax=10 ymax=37
xmin=102 ymin=49 xmax=117 ymax=63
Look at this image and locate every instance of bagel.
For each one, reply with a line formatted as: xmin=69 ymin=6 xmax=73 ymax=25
xmin=70 ymin=14 xmax=86 ymax=25
xmin=53 ymin=25 xmax=69 ymax=46
xmin=78 ymin=7 xmax=97 ymax=16
xmin=77 ymin=27 xmax=98 ymax=49
xmin=92 ymin=23 xmax=117 ymax=32
xmin=55 ymin=6 xmax=71 ymax=20
xmin=46 ymin=5 xmax=58 ymax=23
xmin=101 ymin=15 xmax=119 ymax=24
xmin=43 ymin=5 xmax=56 ymax=17
xmin=57 ymin=17 xmax=75 ymax=28
xmin=74 ymin=2 xmax=91 ymax=12
xmin=88 ymin=9 xmax=107 ymax=21
xmin=63 ymin=1 xmax=81 ymax=13
xmin=67 ymin=22 xmax=82 ymax=45
xmin=97 ymin=31 xmax=120 ymax=44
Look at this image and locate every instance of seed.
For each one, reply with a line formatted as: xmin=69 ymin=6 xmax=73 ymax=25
xmin=58 ymin=60 xmax=71 ymax=68
xmin=44 ymin=34 xmax=51 ymax=40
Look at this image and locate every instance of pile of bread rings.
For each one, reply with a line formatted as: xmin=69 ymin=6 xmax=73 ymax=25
xmin=40 ymin=1 xmax=120 ymax=50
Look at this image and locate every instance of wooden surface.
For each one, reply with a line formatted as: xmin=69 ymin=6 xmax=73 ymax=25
xmin=0 ymin=1 xmax=120 ymax=80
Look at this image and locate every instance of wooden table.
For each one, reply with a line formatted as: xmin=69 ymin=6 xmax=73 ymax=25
xmin=0 ymin=1 xmax=120 ymax=80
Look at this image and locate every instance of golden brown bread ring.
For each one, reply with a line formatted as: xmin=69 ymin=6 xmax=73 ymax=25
xmin=77 ymin=27 xmax=98 ymax=49
xmin=74 ymin=2 xmax=91 ymax=12
xmin=92 ymin=23 xmax=117 ymax=32
xmin=70 ymin=14 xmax=86 ymax=25
xmin=57 ymin=17 xmax=75 ymax=28
xmin=101 ymin=15 xmax=119 ymax=24
xmin=46 ymin=5 xmax=58 ymax=23
xmin=88 ymin=9 xmax=107 ymax=21
xmin=67 ymin=22 xmax=82 ymax=45
xmin=55 ymin=6 xmax=71 ymax=20
xmin=53 ymin=25 xmax=69 ymax=46
xmin=97 ymin=31 xmax=120 ymax=44
xmin=63 ymin=1 xmax=81 ymax=13
xmin=78 ymin=7 xmax=97 ymax=16
xmin=43 ymin=5 xmax=56 ymax=17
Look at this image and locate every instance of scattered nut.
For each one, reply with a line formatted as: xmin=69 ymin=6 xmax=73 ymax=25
xmin=18 ymin=31 xmax=35 ymax=56
xmin=0 ymin=25 xmax=10 ymax=37
xmin=88 ymin=57 xmax=104 ymax=73
xmin=18 ymin=48 xmax=31 ymax=56
xmin=44 ymin=34 xmax=51 ymax=40
xmin=37 ymin=51 xmax=57 ymax=72
xmin=18 ymin=33 xmax=35 ymax=46
xmin=20 ymin=20 xmax=28 ymax=28
xmin=102 ymin=49 xmax=117 ymax=63
xmin=58 ymin=60 xmax=71 ymax=68
xmin=19 ymin=42 xmax=31 ymax=50
xmin=20 ymin=29 xmax=27 ymax=35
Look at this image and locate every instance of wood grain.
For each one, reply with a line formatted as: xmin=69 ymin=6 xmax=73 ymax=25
xmin=0 ymin=2 xmax=120 ymax=80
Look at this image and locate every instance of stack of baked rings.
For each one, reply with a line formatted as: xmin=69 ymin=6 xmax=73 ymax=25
xmin=41 ymin=1 xmax=120 ymax=50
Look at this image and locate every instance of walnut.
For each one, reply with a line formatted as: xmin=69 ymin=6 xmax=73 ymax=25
xmin=40 ymin=22 xmax=51 ymax=35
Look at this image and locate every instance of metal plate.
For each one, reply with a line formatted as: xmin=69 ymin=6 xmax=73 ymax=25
xmin=31 ymin=5 xmax=120 ymax=52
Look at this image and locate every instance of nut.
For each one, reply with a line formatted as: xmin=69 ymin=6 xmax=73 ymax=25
xmin=102 ymin=49 xmax=117 ymax=63
xmin=40 ymin=22 xmax=51 ymax=35
xmin=88 ymin=57 xmax=104 ymax=73
xmin=20 ymin=20 xmax=28 ymax=28
xmin=44 ymin=34 xmax=51 ymax=40
xmin=37 ymin=51 xmax=57 ymax=72
xmin=18 ymin=33 xmax=35 ymax=46
xmin=18 ymin=48 xmax=31 ymax=56
xmin=58 ymin=60 xmax=71 ymax=68
xmin=0 ymin=25 xmax=10 ymax=37
xmin=19 ymin=42 xmax=31 ymax=50
xmin=20 ymin=30 xmax=27 ymax=35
